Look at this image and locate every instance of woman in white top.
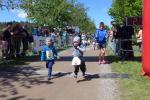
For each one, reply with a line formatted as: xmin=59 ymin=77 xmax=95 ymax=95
xmin=136 ymin=28 xmax=142 ymax=51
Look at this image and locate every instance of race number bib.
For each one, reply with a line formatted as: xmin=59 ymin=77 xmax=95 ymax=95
xmin=46 ymin=50 xmax=53 ymax=60
xmin=72 ymin=57 xmax=81 ymax=66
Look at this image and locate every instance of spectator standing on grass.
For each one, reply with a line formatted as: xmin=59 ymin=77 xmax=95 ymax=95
xmin=1 ymin=22 xmax=13 ymax=61
xmin=10 ymin=23 xmax=23 ymax=58
xmin=120 ymin=21 xmax=134 ymax=60
xmin=136 ymin=27 xmax=142 ymax=52
xmin=63 ymin=30 xmax=67 ymax=47
xmin=21 ymin=25 xmax=30 ymax=56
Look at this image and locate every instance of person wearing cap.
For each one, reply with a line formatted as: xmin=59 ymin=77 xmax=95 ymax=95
xmin=95 ymin=22 xmax=108 ymax=64
xmin=41 ymin=37 xmax=59 ymax=80
xmin=72 ymin=35 xmax=86 ymax=78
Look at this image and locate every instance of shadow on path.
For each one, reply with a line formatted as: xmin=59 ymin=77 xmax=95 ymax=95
xmin=52 ymin=72 xmax=72 ymax=79
xmin=57 ymin=56 xmax=98 ymax=62
xmin=0 ymin=65 xmax=52 ymax=99
xmin=76 ymin=73 xmax=129 ymax=83
xmin=106 ymin=55 xmax=141 ymax=64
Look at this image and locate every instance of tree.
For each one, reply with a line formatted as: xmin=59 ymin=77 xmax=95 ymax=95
xmin=20 ymin=0 xmax=69 ymax=27
xmin=108 ymin=0 xmax=142 ymax=24
xmin=67 ymin=2 xmax=96 ymax=33
xmin=105 ymin=25 xmax=110 ymax=30
xmin=20 ymin=0 xmax=96 ymax=33
xmin=0 ymin=0 xmax=20 ymax=9
xmin=0 ymin=0 xmax=96 ymax=34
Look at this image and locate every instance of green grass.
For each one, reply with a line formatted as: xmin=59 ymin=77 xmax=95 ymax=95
xmin=107 ymin=47 xmax=150 ymax=100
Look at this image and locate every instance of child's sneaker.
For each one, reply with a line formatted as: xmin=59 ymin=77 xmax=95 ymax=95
xmin=82 ymin=73 xmax=86 ymax=78
xmin=98 ymin=60 xmax=102 ymax=64
xmin=101 ymin=60 xmax=106 ymax=64
xmin=47 ymin=76 xmax=51 ymax=80
xmin=74 ymin=74 xmax=77 ymax=78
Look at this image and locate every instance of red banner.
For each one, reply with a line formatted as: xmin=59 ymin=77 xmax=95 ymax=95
xmin=142 ymin=0 xmax=150 ymax=79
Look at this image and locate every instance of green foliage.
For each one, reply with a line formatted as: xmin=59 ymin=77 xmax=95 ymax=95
xmin=0 ymin=0 xmax=96 ymax=34
xmin=0 ymin=0 xmax=20 ymax=9
xmin=20 ymin=0 xmax=96 ymax=34
xmin=105 ymin=25 xmax=110 ymax=30
xmin=108 ymin=0 xmax=142 ymax=24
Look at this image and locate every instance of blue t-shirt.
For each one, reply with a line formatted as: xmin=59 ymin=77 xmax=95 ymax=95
xmin=95 ymin=29 xmax=107 ymax=44
xmin=41 ymin=45 xmax=58 ymax=61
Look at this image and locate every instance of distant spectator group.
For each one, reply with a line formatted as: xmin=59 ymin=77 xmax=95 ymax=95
xmin=0 ymin=22 xmax=33 ymax=62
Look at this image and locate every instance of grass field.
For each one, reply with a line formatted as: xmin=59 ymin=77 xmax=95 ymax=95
xmin=108 ymin=47 xmax=150 ymax=100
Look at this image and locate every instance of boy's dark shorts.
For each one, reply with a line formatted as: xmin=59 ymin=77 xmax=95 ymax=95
xmin=98 ymin=43 xmax=106 ymax=49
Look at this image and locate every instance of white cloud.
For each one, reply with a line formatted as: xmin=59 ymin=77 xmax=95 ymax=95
xmin=10 ymin=9 xmax=20 ymax=13
xmin=10 ymin=9 xmax=27 ymax=18
xmin=10 ymin=9 xmax=16 ymax=13
xmin=18 ymin=11 xmax=27 ymax=18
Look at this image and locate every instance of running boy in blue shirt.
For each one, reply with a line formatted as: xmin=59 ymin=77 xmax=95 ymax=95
xmin=41 ymin=37 xmax=58 ymax=80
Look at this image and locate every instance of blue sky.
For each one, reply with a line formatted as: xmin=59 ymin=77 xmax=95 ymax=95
xmin=0 ymin=9 xmax=27 ymax=22
xmin=78 ymin=0 xmax=112 ymax=27
xmin=0 ymin=0 xmax=112 ymax=28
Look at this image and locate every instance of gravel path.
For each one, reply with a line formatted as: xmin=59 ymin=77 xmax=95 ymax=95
xmin=0 ymin=46 xmax=120 ymax=100
xmin=99 ymin=64 xmax=120 ymax=100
